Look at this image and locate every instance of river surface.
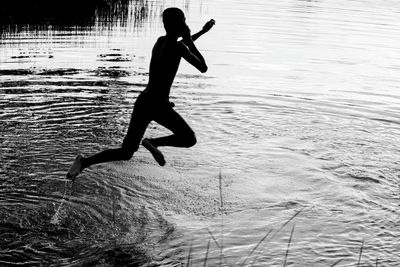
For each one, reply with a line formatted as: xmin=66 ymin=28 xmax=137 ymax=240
xmin=1 ymin=0 xmax=400 ymax=266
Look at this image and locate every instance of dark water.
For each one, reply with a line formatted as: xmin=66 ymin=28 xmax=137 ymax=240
xmin=1 ymin=0 xmax=400 ymax=266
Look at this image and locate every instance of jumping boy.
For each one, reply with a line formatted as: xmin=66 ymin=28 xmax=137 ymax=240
xmin=67 ymin=8 xmax=215 ymax=180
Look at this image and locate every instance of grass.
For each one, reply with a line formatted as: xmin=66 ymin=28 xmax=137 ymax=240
xmin=282 ymin=224 xmax=295 ymax=267
xmin=179 ymin=171 xmax=377 ymax=266
xmin=240 ymin=228 xmax=273 ymax=266
xmin=357 ymin=239 xmax=364 ymax=267
xmin=218 ymin=170 xmax=224 ymax=266
xmin=107 ymin=170 xmax=376 ymax=266
xmin=189 ymin=219 xmax=372 ymax=266
xmin=186 ymin=242 xmax=193 ymax=267
xmin=197 ymin=209 xmax=303 ymax=267
xmin=202 ymin=239 xmax=211 ymax=267
xmin=219 ymin=170 xmax=224 ymax=211
xmin=184 ymin=171 xmax=308 ymax=266
xmin=329 ymin=259 xmax=343 ymax=267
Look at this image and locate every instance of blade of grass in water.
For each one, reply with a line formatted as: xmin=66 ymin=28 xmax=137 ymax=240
xmin=329 ymin=259 xmax=343 ymax=267
xmin=206 ymin=228 xmax=221 ymax=248
xmin=218 ymin=170 xmax=224 ymax=266
xmin=219 ymin=170 xmax=223 ymax=211
xmin=203 ymin=239 xmax=211 ymax=267
xmin=245 ymin=207 xmax=305 ymax=266
xmin=357 ymin=239 xmax=364 ymax=267
xmin=283 ymin=224 xmax=295 ymax=267
xmin=206 ymin=228 xmax=230 ymax=266
xmin=240 ymin=228 xmax=273 ymax=266
xmin=274 ymin=207 xmax=305 ymax=237
xmin=186 ymin=242 xmax=193 ymax=267
xmin=219 ymin=238 xmax=224 ymax=267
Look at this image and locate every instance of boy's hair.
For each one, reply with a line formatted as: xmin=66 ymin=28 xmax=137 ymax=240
xmin=162 ymin=7 xmax=184 ymax=34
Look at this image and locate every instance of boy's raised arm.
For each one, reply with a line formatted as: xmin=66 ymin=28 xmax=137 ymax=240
xmin=179 ymin=25 xmax=208 ymax=73
xmin=178 ymin=20 xmax=215 ymax=73
xmin=190 ymin=19 xmax=215 ymax=42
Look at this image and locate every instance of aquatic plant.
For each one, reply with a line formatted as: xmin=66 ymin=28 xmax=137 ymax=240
xmin=282 ymin=224 xmax=295 ymax=267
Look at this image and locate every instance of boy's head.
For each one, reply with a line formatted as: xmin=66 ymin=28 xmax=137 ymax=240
xmin=162 ymin=7 xmax=186 ymax=37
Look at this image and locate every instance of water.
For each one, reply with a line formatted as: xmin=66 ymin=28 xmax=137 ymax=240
xmin=1 ymin=0 xmax=400 ymax=265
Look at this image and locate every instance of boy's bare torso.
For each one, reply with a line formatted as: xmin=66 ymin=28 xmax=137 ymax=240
xmin=143 ymin=36 xmax=182 ymax=100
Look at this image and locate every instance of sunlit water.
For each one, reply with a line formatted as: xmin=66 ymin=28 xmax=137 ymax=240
xmin=1 ymin=0 xmax=400 ymax=266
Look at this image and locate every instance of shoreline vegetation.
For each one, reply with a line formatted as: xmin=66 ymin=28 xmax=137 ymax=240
xmin=0 ymin=0 xmax=155 ymax=35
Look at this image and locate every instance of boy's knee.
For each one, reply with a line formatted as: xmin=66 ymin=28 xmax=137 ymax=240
xmin=184 ymin=132 xmax=197 ymax=148
xmin=120 ymin=147 xmax=136 ymax=160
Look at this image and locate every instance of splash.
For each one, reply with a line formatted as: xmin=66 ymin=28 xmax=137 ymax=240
xmin=50 ymin=179 xmax=73 ymax=225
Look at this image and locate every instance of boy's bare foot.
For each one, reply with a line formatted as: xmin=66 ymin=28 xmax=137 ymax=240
xmin=66 ymin=154 xmax=83 ymax=182
xmin=142 ymin=138 xmax=166 ymax=166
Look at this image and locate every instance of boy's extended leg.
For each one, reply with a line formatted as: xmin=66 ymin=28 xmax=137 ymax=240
xmin=67 ymin=105 xmax=150 ymax=180
xmin=67 ymin=146 xmax=133 ymax=181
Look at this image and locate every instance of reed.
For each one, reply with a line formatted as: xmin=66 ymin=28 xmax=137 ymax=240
xmin=202 ymin=239 xmax=211 ymax=267
xmin=206 ymin=228 xmax=221 ymax=249
xmin=329 ymin=259 xmax=343 ymax=267
xmin=206 ymin=228 xmax=230 ymax=266
xmin=185 ymin=205 xmax=381 ymax=267
xmin=282 ymin=224 xmax=295 ymax=267
xmin=247 ymin=207 xmax=305 ymax=266
xmin=240 ymin=228 xmax=273 ymax=266
xmin=186 ymin=242 xmax=193 ymax=267
xmin=187 ymin=172 xmax=310 ymax=266
xmin=219 ymin=240 xmax=224 ymax=266
xmin=219 ymin=170 xmax=223 ymax=211
xmin=274 ymin=207 xmax=305 ymax=236
xmin=218 ymin=169 xmax=224 ymax=266
xmin=111 ymin=193 xmax=121 ymax=249
xmin=357 ymin=239 xmax=364 ymax=267
xmin=112 ymin=194 xmax=116 ymax=229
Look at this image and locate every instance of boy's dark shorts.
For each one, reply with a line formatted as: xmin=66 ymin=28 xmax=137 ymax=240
xmin=121 ymin=93 xmax=181 ymax=152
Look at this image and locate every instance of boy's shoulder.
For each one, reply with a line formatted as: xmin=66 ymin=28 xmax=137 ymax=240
xmin=157 ymin=36 xmax=166 ymax=42
xmin=156 ymin=36 xmax=185 ymax=52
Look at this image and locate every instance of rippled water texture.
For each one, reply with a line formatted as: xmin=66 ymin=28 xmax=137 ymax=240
xmin=1 ymin=0 xmax=400 ymax=266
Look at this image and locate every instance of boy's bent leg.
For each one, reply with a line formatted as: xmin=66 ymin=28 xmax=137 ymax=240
xmin=150 ymin=107 xmax=197 ymax=148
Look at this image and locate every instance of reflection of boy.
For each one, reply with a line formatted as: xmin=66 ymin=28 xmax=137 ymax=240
xmin=67 ymin=8 xmax=215 ymax=180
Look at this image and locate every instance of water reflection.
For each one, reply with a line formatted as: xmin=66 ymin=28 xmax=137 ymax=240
xmin=0 ymin=0 xmax=154 ymax=35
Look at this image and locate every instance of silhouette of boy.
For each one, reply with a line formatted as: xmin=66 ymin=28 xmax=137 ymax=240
xmin=67 ymin=8 xmax=215 ymax=180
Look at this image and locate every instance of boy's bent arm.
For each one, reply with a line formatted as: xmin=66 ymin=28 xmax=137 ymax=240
xmin=184 ymin=19 xmax=215 ymax=43
xmin=181 ymin=29 xmax=204 ymax=45
xmin=178 ymin=41 xmax=208 ymax=73
xmin=190 ymin=30 xmax=205 ymax=42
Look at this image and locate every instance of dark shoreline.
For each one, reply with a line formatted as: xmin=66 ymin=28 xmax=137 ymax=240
xmin=0 ymin=0 xmax=151 ymax=35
